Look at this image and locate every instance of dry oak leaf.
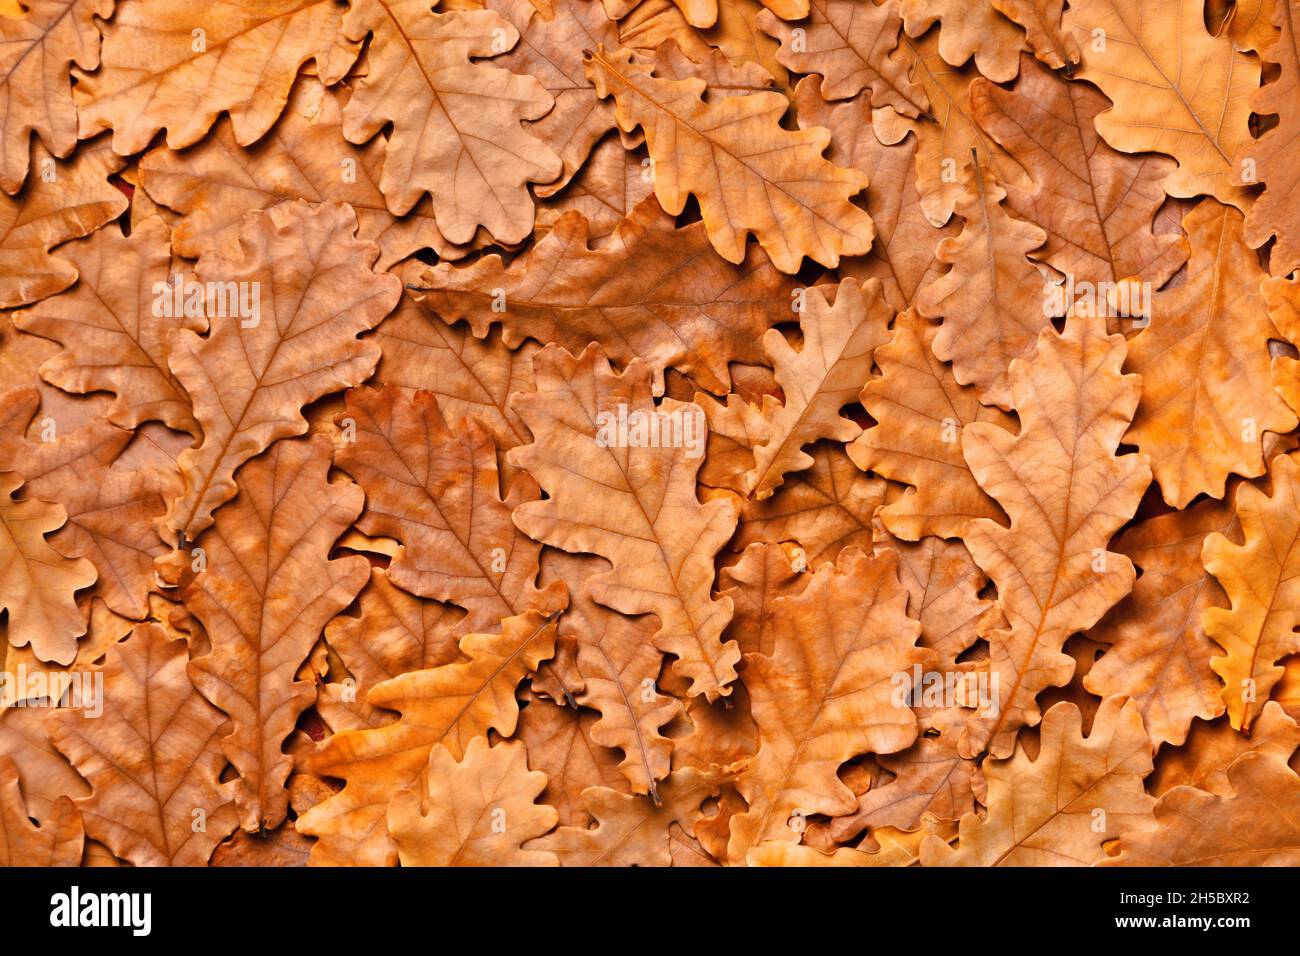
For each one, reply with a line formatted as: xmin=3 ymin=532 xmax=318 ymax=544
xmin=755 ymin=0 xmax=927 ymax=115
xmin=515 ymin=697 xmax=628 ymax=828
xmin=0 ymin=136 xmax=126 ymax=309
xmin=0 ymin=471 xmax=95 ymax=665
xmin=507 ymin=345 xmax=741 ymax=701
xmin=1238 ymin=0 xmax=1300 ymax=275
xmin=138 ymin=80 xmax=462 ymax=272
xmin=14 ymin=215 xmax=201 ymax=436
xmin=1061 ymin=0 xmax=1259 ymax=210
xmin=1085 ymin=498 xmax=1232 ymax=749
xmin=0 ymin=756 xmax=81 ymax=865
xmin=414 ymin=196 xmax=794 ymax=398
xmin=747 ymin=832 xmax=920 ymax=867
xmin=960 ymin=310 xmax=1151 ymax=758
xmin=0 ymin=0 xmax=112 ymax=194
xmin=337 ymin=1 xmax=561 ymax=242
xmin=1267 ymin=274 xmax=1300 ymax=417
xmin=849 ymin=308 xmax=1012 ymax=540
xmin=1202 ymin=452 xmax=1300 ymax=731
xmin=923 ymin=697 xmax=1154 ymax=866
xmin=1151 ymin=700 xmax=1300 ymax=796
xmin=971 ymin=55 xmax=1188 ymax=291
xmin=899 ymin=0 xmax=1026 ymax=83
xmin=726 ymin=547 xmax=930 ymax=863
xmin=183 ymin=437 xmax=368 ymax=832
xmin=74 ymin=0 xmax=357 ymax=156
xmin=991 ymin=0 xmax=1078 ymax=69
xmin=696 ymin=0 xmax=791 ymax=86
xmin=585 ymin=43 xmax=873 ymax=272
xmin=47 ymin=623 xmax=239 ymax=866
xmin=1219 ymin=0 xmax=1282 ymax=52
xmin=297 ymin=610 xmax=556 ymax=866
xmin=525 ymin=764 xmax=725 ymax=866
xmin=917 ymin=159 xmax=1058 ymax=410
xmin=1102 ymin=752 xmax=1300 ymax=866
xmin=743 ymin=279 xmax=891 ymax=500
xmin=0 ymin=705 xmax=88 ymax=828
xmin=533 ymin=133 xmax=655 ymax=242
xmin=160 ymin=200 xmax=400 ymax=546
xmin=719 ymin=542 xmax=809 ymax=658
xmin=1124 ymin=201 xmax=1297 ymax=508
xmin=371 ymin=290 xmax=536 ymax=454
xmin=212 ymin=826 xmax=314 ymax=867
xmin=388 ymin=737 xmax=558 ymax=866
xmin=334 ymin=386 xmax=564 ymax=631
xmin=488 ymin=0 xmax=620 ymax=196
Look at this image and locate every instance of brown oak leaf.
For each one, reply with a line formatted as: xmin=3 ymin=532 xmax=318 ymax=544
xmin=0 ymin=756 xmax=81 ymax=865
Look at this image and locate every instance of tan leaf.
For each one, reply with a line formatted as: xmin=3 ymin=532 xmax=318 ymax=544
xmin=388 ymin=737 xmax=558 ymax=866
xmin=47 ymin=623 xmax=239 ymax=866
xmin=0 ymin=757 xmax=81 ymax=866
xmin=534 ymin=133 xmax=654 ymax=242
xmin=719 ymin=543 xmax=809 ymax=658
xmin=516 ymin=697 xmax=628 ymax=828
xmin=0 ymin=705 xmax=88 ymax=823
xmin=990 ymin=0 xmax=1078 ymax=69
xmin=1151 ymin=701 xmax=1300 ymax=796
xmin=899 ymin=0 xmax=1026 ymax=83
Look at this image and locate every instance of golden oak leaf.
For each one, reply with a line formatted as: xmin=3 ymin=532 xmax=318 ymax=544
xmin=1220 ymin=0 xmax=1281 ymax=52
xmin=1086 ymin=499 xmax=1232 ymax=749
xmin=850 ymin=308 xmax=1012 ymax=539
xmin=0 ymin=757 xmax=81 ymax=866
xmin=1203 ymin=452 xmax=1300 ymax=730
xmin=1151 ymin=701 xmax=1300 ymax=796
xmin=138 ymin=81 xmax=461 ymax=271
xmin=899 ymin=0 xmax=1026 ymax=83
xmin=525 ymin=764 xmax=724 ymax=866
xmin=1238 ymin=0 xmax=1300 ymax=275
xmin=14 ymin=215 xmax=201 ymax=435
xmin=917 ymin=159 xmax=1058 ymax=410
xmin=534 ymin=133 xmax=654 ymax=242
xmin=388 ymin=737 xmax=558 ymax=866
xmin=335 ymin=386 xmax=564 ymax=630
xmin=727 ymin=547 xmax=930 ymax=862
xmin=731 ymin=443 xmax=886 ymax=568
xmin=925 ymin=698 xmax=1154 ymax=865
xmin=585 ymin=44 xmax=873 ymax=272
xmin=1062 ymin=0 xmax=1258 ymax=209
xmin=1103 ymin=752 xmax=1300 ymax=865
xmin=183 ymin=437 xmax=368 ymax=831
xmin=0 ymin=136 xmax=126 ymax=309
xmin=649 ymin=35 xmax=777 ymax=96
xmin=161 ymin=200 xmax=400 ymax=545
xmin=75 ymin=0 xmax=357 ymax=156
xmin=414 ymin=196 xmax=794 ymax=397
xmin=47 ymin=623 xmax=239 ymax=865
xmin=297 ymin=611 xmax=556 ymax=866
xmin=698 ymin=0 xmax=789 ymax=86
xmin=611 ymin=0 xmax=716 ymax=63
xmin=756 ymin=0 xmax=927 ymax=114
xmin=507 ymin=345 xmax=740 ymax=701
xmin=1125 ymin=201 xmax=1296 ymax=507
xmin=488 ymin=0 xmax=619 ymax=196
xmin=1266 ymin=274 xmax=1300 ymax=416
xmin=743 ymin=279 xmax=891 ymax=500
xmin=971 ymin=55 xmax=1188 ymax=290
xmin=0 ymin=0 xmax=112 ymax=194
xmin=337 ymin=0 xmax=561 ymax=241
xmin=991 ymin=0 xmax=1077 ymax=69
xmin=719 ymin=543 xmax=809 ymax=658
xmin=960 ymin=311 xmax=1151 ymax=758
xmin=515 ymin=697 xmax=628 ymax=828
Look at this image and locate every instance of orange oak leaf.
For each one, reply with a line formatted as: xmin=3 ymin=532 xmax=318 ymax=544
xmin=183 ymin=437 xmax=369 ymax=832
xmin=74 ymin=0 xmax=358 ymax=156
xmin=515 ymin=697 xmax=628 ymax=828
xmin=0 ymin=706 xmax=88 ymax=826
xmin=333 ymin=386 xmax=564 ymax=630
xmin=917 ymin=159 xmax=1058 ymax=410
xmin=922 ymin=697 xmax=1154 ymax=866
xmin=138 ymin=81 xmax=462 ymax=271
xmin=0 ymin=136 xmax=126 ymax=309
xmin=960 ymin=311 xmax=1151 ymax=758
xmin=160 ymin=200 xmax=400 ymax=545
xmin=727 ymin=547 xmax=930 ymax=862
xmin=1085 ymin=498 xmax=1233 ymax=748
xmin=413 ymin=196 xmax=795 ymax=397
xmin=0 ymin=0 xmax=113 ymax=194
xmin=756 ymin=0 xmax=927 ymax=114
xmin=47 ymin=623 xmax=240 ymax=866
xmin=0 ymin=756 xmax=81 ymax=865
xmin=719 ymin=543 xmax=809 ymax=658
xmin=388 ymin=737 xmax=558 ymax=866
xmin=849 ymin=308 xmax=1012 ymax=540
xmin=1124 ymin=201 xmax=1297 ymax=508
xmin=1062 ymin=0 xmax=1258 ymax=209
xmin=14 ymin=215 xmax=201 ymax=435
xmin=971 ymin=55 xmax=1188 ymax=290
xmin=336 ymin=0 xmax=562 ymax=241
xmin=1202 ymin=452 xmax=1300 ymax=731
xmin=534 ymin=133 xmax=654 ymax=242
xmin=507 ymin=345 xmax=741 ymax=701
xmin=584 ymin=44 xmax=874 ymax=272
xmin=297 ymin=610 xmax=556 ymax=866
xmin=1151 ymin=700 xmax=1300 ymax=796
xmin=991 ymin=0 xmax=1078 ymax=69
xmin=899 ymin=0 xmax=1026 ymax=83
xmin=1102 ymin=752 xmax=1300 ymax=866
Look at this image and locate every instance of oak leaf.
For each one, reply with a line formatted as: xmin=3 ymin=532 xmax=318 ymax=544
xmin=0 ymin=756 xmax=81 ymax=866
xmin=1151 ymin=701 xmax=1300 ymax=796
xmin=718 ymin=543 xmax=809 ymax=658
xmin=899 ymin=0 xmax=1026 ymax=83
xmin=991 ymin=0 xmax=1078 ymax=69
xmin=515 ymin=697 xmax=628 ymax=827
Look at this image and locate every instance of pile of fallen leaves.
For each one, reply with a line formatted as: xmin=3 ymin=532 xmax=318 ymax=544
xmin=1 ymin=0 xmax=1299 ymax=869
